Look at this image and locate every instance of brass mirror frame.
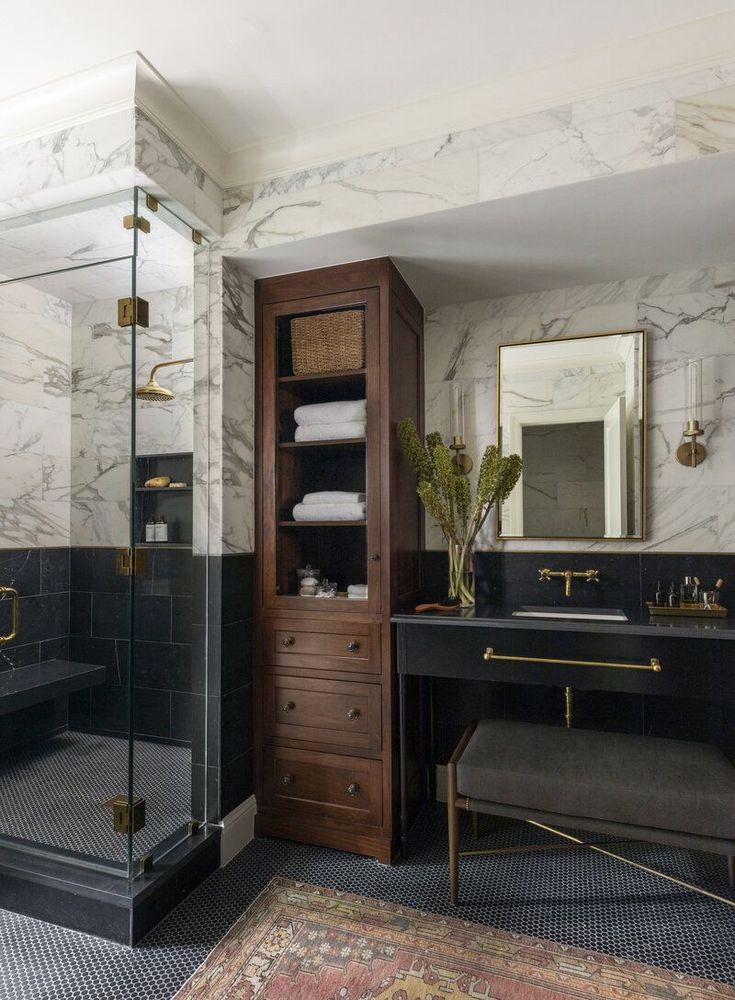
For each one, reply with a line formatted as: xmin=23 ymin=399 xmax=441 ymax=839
xmin=496 ymin=328 xmax=647 ymax=542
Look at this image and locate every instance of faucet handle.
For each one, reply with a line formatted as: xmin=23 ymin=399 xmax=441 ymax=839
xmin=538 ymin=568 xmax=551 ymax=582
xmin=586 ymin=569 xmax=600 ymax=583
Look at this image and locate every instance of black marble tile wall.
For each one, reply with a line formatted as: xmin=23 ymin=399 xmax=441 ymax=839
xmin=422 ymin=549 xmax=735 ymax=764
xmin=0 ymin=548 xmax=71 ymax=750
xmin=68 ymin=547 xmax=193 ymax=746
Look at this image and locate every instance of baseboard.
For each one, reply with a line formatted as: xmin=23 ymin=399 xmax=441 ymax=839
xmin=220 ymin=795 xmax=257 ymax=867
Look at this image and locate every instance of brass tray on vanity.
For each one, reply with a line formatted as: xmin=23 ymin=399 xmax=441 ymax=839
xmin=646 ymin=602 xmax=728 ymax=619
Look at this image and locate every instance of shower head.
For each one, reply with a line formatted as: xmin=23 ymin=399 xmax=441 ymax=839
xmin=135 ymin=357 xmax=193 ymax=403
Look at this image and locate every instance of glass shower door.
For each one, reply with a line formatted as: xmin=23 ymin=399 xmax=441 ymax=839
xmin=128 ymin=190 xmax=208 ymax=873
xmin=0 ymin=194 xmax=140 ymax=875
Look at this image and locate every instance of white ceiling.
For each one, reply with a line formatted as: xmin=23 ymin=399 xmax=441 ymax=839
xmin=235 ymin=153 xmax=735 ymax=310
xmin=2 ymin=0 xmax=732 ymax=155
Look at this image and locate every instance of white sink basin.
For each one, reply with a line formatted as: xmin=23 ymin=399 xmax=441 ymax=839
xmin=512 ymin=606 xmax=628 ymax=622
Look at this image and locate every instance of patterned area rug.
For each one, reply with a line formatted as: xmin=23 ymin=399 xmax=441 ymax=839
xmin=173 ymin=877 xmax=735 ymax=999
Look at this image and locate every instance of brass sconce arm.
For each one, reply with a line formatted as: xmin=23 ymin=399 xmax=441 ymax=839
xmin=538 ymin=568 xmax=600 ymax=597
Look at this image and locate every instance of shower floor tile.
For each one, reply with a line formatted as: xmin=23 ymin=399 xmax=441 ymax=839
xmin=0 ymin=731 xmax=191 ymax=865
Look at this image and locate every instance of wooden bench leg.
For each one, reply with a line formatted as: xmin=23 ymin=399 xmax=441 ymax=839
xmin=728 ymin=856 xmax=735 ymax=887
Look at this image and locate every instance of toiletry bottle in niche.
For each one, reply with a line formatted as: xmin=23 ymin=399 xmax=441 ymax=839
xmin=654 ymin=580 xmax=665 ymax=606
xmin=667 ymin=582 xmax=679 ymax=608
xmin=154 ymin=517 xmax=168 ymax=543
xmin=145 ymin=518 xmax=156 ymax=543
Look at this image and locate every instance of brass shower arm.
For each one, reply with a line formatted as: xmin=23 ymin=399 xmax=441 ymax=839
xmin=149 ymin=357 xmax=194 ymax=380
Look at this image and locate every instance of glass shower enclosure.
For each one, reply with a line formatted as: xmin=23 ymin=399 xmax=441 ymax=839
xmin=0 ymin=188 xmax=209 ymax=880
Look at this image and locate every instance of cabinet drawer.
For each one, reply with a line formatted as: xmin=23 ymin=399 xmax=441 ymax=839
xmin=264 ymin=675 xmax=381 ymax=750
xmin=264 ymin=619 xmax=380 ymax=674
xmin=263 ymin=747 xmax=382 ymax=827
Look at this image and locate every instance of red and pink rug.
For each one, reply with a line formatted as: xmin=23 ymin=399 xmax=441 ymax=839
xmin=174 ymin=877 xmax=733 ymax=999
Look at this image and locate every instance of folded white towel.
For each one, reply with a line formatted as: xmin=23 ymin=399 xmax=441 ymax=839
xmin=294 ymin=421 xmax=365 ymax=442
xmin=294 ymin=399 xmax=367 ymax=426
xmin=347 ymin=584 xmax=368 ymax=597
xmin=303 ymin=491 xmax=366 ymax=505
xmin=292 ymin=502 xmax=366 ymax=521
xmin=348 ymin=592 xmax=368 ymax=599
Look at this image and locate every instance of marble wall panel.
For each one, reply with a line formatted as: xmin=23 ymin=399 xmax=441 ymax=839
xmin=0 ymin=110 xmax=135 ymax=222
xmin=424 ymin=266 xmax=735 ymax=552
xmin=70 ymin=286 xmax=194 ymax=547
xmin=676 ymin=83 xmax=735 ymax=159
xmin=0 ymin=283 xmax=72 ymax=548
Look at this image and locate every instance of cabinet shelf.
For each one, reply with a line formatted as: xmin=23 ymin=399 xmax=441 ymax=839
xmin=278 ymin=519 xmax=367 ymax=528
xmin=279 ymin=438 xmax=365 ymax=450
xmin=135 ymin=486 xmax=192 ymax=493
xmin=278 ymin=368 xmax=366 ymax=386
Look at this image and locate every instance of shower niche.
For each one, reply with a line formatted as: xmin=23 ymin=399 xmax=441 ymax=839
xmin=135 ymin=452 xmax=194 ymax=545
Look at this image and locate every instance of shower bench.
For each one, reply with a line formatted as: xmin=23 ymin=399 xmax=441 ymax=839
xmin=0 ymin=659 xmax=106 ymax=716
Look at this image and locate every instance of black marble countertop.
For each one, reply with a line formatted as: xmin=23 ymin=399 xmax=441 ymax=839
xmin=391 ymin=605 xmax=735 ymax=641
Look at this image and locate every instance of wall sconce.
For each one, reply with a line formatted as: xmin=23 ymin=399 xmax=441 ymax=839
xmin=676 ymin=358 xmax=707 ymax=467
xmin=449 ymin=382 xmax=473 ymax=475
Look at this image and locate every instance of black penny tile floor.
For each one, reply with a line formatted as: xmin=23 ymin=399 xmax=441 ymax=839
xmin=1 ymin=806 xmax=734 ymax=999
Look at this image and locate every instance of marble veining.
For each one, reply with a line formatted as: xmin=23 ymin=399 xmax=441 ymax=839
xmin=425 ymin=266 xmax=735 ymax=552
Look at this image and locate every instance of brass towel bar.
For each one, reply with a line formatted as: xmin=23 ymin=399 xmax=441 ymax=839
xmin=0 ymin=586 xmax=19 ymax=644
xmin=483 ymin=646 xmax=661 ymax=672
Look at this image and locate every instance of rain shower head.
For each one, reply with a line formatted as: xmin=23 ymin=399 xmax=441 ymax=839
xmin=135 ymin=357 xmax=193 ymax=403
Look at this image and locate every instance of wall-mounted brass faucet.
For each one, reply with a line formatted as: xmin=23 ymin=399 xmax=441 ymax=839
xmin=539 ymin=567 xmax=600 ymax=598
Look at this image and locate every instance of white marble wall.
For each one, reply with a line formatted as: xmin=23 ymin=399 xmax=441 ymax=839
xmin=221 ymin=62 xmax=735 ymax=252
xmin=0 ymin=283 xmax=72 ymax=547
xmin=425 ymin=266 xmax=735 ymax=552
xmin=70 ymin=286 xmax=194 ymax=547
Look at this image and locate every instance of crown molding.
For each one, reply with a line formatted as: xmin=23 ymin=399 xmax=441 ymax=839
xmin=0 ymin=53 xmax=138 ymax=151
xmin=224 ymin=11 xmax=735 ymax=188
xmin=0 ymin=52 xmax=227 ymax=187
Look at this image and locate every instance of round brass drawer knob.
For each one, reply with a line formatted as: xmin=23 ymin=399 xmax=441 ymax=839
xmin=281 ymin=636 xmax=295 ymax=647
xmin=346 ymin=707 xmax=360 ymax=720
xmin=347 ymin=782 xmax=360 ymax=797
xmin=346 ymin=640 xmax=360 ymax=652
xmin=281 ymin=773 xmax=294 ymax=786
xmin=282 ymin=701 xmax=295 ymax=713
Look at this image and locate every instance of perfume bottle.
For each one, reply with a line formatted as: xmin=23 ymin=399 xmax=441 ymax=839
xmin=145 ymin=518 xmax=156 ymax=543
xmin=667 ymin=582 xmax=679 ymax=608
xmin=654 ymin=580 xmax=665 ymax=606
xmin=680 ymin=576 xmax=697 ymax=605
xmin=154 ymin=517 xmax=168 ymax=543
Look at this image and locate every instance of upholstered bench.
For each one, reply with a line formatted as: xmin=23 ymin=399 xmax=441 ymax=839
xmin=447 ymin=719 xmax=735 ymax=904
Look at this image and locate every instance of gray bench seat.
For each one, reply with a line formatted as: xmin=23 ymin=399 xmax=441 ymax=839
xmin=457 ymin=719 xmax=735 ymax=843
xmin=0 ymin=660 xmax=106 ymax=717
xmin=447 ymin=718 xmax=735 ymax=904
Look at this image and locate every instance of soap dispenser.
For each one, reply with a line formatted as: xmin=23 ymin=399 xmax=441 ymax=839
xmin=154 ymin=517 xmax=168 ymax=543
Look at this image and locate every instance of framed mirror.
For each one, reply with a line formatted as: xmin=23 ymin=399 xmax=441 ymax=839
xmin=497 ymin=330 xmax=646 ymax=540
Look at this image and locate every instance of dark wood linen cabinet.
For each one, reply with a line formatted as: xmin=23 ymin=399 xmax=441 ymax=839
xmin=254 ymin=258 xmax=424 ymax=862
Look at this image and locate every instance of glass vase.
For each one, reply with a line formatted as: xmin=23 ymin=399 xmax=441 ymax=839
xmin=448 ymin=541 xmax=475 ymax=607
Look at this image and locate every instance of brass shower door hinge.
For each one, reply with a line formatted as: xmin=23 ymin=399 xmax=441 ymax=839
xmin=145 ymin=193 xmax=159 ymax=212
xmin=103 ymin=794 xmax=146 ymax=834
xmin=115 ymin=547 xmax=149 ymax=578
xmin=117 ymin=296 xmax=150 ymax=328
xmin=122 ymin=214 xmax=151 ymax=234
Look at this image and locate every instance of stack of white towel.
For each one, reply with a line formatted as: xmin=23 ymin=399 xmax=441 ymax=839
xmin=347 ymin=584 xmax=368 ymax=600
xmin=293 ymin=491 xmax=366 ymax=522
xmin=294 ymin=399 xmax=367 ymax=442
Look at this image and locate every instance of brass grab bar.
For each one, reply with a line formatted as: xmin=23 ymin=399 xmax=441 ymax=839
xmin=483 ymin=646 xmax=661 ymax=672
xmin=0 ymin=586 xmax=19 ymax=644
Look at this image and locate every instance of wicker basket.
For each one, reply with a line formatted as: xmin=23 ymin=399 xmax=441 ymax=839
xmin=291 ymin=310 xmax=365 ymax=375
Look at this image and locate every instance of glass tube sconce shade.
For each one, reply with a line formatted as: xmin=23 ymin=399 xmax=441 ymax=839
xmin=449 ymin=382 xmax=473 ymax=475
xmin=676 ymin=358 xmax=707 ymax=467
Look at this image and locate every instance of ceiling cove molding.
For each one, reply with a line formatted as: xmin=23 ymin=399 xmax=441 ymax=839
xmin=224 ymin=11 xmax=735 ymax=188
xmin=0 ymin=52 xmax=227 ymax=187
